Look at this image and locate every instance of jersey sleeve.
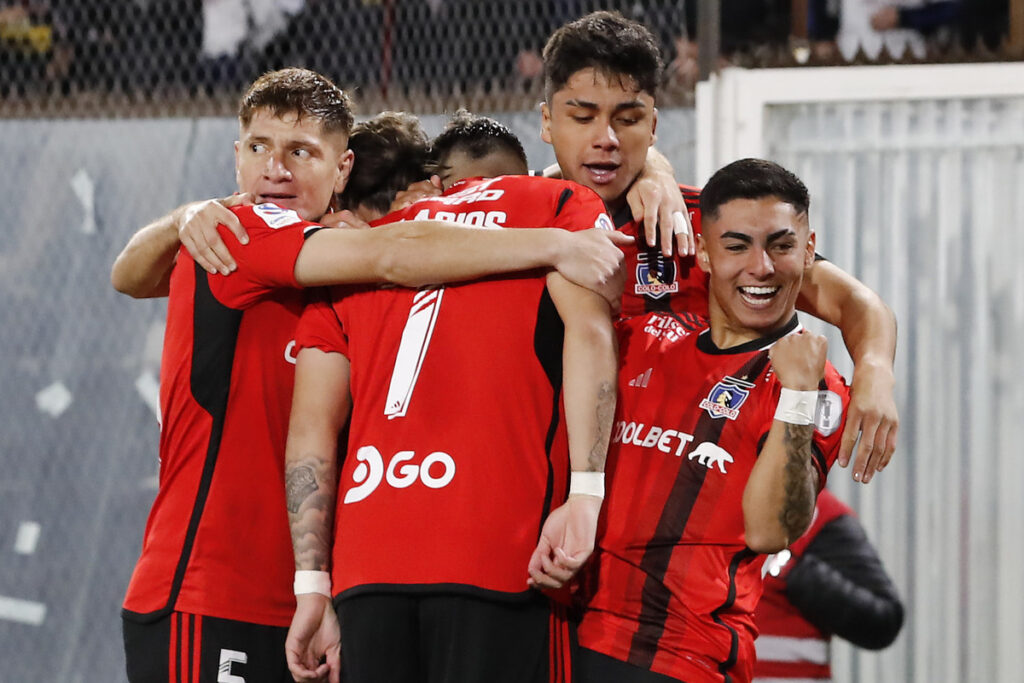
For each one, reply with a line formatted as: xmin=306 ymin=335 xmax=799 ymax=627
xmin=810 ymin=364 xmax=852 ymax=485
xmin=757 ymin=365 xmax=850 ymax=487
xmin=206 ymin=204 xmax=319 ymax=309
xmin=549 ymin=182 xmax=615 ymax=233
xmin=295 ymin=288 xmax=349 ymax=357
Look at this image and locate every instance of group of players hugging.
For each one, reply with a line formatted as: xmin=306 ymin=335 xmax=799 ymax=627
xmin=111 ymin=10 xmax=899 ymax=683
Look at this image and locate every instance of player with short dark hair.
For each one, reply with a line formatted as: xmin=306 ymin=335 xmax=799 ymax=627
xmin=340 ymin=111 xmax=432 ymax=220
xmin=283 ymin=114 xmax=621 ymax=683
xmin=116 ymin=69 xmax=628 ymax=683
xmin=540 ymin=10 xmax=898 ymax=481
xmin=428 ymin=108 xmax=529 ymax=187
xmin=574 ymin=158 xmax=851 ymax=683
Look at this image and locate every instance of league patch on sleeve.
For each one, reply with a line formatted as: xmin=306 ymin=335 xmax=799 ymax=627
xmin=253 ymin=203 xmax=303 ymax=229
xmin=594 ymin=213 xmax=614 ymax=231
xmin=814 ymin=390 xmax=844 ymax=436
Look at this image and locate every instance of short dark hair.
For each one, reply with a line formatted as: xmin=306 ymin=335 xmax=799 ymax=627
xmin=239 ymin=68 xmax=353 ymax=136
xmin=542 ymin=11 xmax=663 ymax=101
xmin=700 ymin=158 xmax=810 ymax=222
xmin=340 ymin=111 xmax=430 ymax=215
xmin=429 ymin=109 xmax=527 ymax=174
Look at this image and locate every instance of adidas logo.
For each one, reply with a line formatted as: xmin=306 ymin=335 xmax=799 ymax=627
xmin=628 ymin=368 xmax=652 ymax=388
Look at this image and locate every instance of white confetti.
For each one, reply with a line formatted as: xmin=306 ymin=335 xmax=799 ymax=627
xmin=0 ymin=596 xmax=47 ymax=626
xmin=14 ymin=522 xmax=41 ymax=555
xmin=135 ymin=371 xmax=161 ymax=423
xmin=35 ymin=381 xmax=72 ymax=418
xmin=70 ymin=168 xmax=97 ymax=235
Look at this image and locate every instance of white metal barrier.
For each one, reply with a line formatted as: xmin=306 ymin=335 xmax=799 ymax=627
xmin=698 ymin=64 xmax=1024 ymax=683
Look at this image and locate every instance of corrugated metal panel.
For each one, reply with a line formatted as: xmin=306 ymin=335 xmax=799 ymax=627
xmin=765 ymin=96 xmax=1024 ymax=683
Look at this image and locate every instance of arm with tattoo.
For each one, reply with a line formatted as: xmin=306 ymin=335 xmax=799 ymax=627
xmin=285 ymin=347 xmax=352 ymax=571
xmin=778 ymin=422 xmax=818 ymax=541
xmin=286 ymin=460 xmax=337 ymax=571
xmin=527 ymin=272 xmax=617 ymax=590
xmin=743 ymin=333 xmax=828 ymax=554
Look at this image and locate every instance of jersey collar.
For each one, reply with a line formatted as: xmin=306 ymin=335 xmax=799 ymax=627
xmin=696 ymin=314 xmax=802 ymax=355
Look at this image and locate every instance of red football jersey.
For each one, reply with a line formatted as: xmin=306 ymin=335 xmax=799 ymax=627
xmin=123 ymin=203 xmax=322 ymax=627
xmin=577 ymin=312 xmax=850 ymax=683
xmin=618 ymin=184 xmax=708 ymax=320
xmin=754 ymin=489 xmax=852 ymax=681
xmin=295 ymin=175 xmax=612 ymax=599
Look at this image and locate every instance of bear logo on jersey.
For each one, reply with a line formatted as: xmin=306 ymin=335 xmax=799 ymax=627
xmin=634 ymin=251 xmax=679 ymax=298
xmin=699 ymin=377 xmax=753 ymax=420
xmin=688 ymin=442 xmax=734 ymax=473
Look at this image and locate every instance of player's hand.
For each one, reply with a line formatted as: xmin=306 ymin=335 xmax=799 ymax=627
xmin=527 ymin=494 xmax=601 ymax=590
xmin=391 ymin=176 xmax=443 ymax=212
xmin=320 ymin=209 xmax=371 ymax=230
xmin=179 ymin=193 xmax=252 ymax=275
xmin=768 ymin=332 xmax=827 ymax=391
xmin=286 ymin=594 xmax=341 ymax=683
xmin=839 ymin=359 xmax=898 ymax=484
xmin=626 ymin=168 xmax=693 ymax=258
xmin=555 ymin=229 xmax=632 ymax=309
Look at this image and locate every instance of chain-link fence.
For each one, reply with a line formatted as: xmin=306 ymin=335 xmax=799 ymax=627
xmin=1 ymin=1 xmax=1018 ymax=117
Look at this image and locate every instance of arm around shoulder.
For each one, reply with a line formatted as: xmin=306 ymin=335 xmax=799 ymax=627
xmin=110 ymin=207 xmax=185 ymax=298
xmin=798 ymin=260 xmax=899 ymax=480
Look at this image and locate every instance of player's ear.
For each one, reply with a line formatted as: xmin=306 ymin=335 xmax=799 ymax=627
xmin=540 ymin=102 xmax=553 ymax=144
xmin=697 ymin=235 xmax=711 ymax=274
xmin=335 ymin=149 xmax=355 ymax=195
xmin=804 ymin=230 xmax=816 ymax=269
xmin=234 ymin=140 xmax=242 ymax=188
xmin=650 ymin=107 xmax=658 ymax=146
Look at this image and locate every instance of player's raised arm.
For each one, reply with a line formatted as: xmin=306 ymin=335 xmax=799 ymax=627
xmin=110 ymin=194 xmax=251 ymax=298
xmin=527 ymin=273 xmax=617 ymax=590
xmin=743 ymin=333 xmax=828 ymax=553
xmin=283 ymin=345 xmax=350 ymax=683
xmin=294 ymin=220 xmax=631 ymax=291
xmin=797 ymin=260 xmax=898 ymax=483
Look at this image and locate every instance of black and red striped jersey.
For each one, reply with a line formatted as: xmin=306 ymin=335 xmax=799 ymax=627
xmin=123 ymin=203 xmax=320 ymax=627
xmin=295 ymin=175 xmax=612 ymax=599
xmin=577 ymin=312 xmax=850 ymax=683
xmin=618 ymin=184 xmax=707 ymax=319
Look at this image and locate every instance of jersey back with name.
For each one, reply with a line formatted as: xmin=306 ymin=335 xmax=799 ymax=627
xmin=296 ymin=175 xmax=613 ymax=600
xmin=577 ymin=312 xmax=850 ymax=683
xmin=123 ymin=203 xmax=318 ymax=627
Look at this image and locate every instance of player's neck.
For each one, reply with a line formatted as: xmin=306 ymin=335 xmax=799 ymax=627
xmin=707 ymin=301 xmax=799 ymax=350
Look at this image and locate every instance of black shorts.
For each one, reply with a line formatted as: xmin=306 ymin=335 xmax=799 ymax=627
xmin=122 ymin=611 xmax=290 ymax=683
xmin=336 ymin=591 xmax=560 ymax=683
xmin=575 ymin=647 xmax=685 ymax=683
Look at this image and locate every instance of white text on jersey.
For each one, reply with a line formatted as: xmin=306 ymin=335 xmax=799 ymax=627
xmin=412 ymin=207 xmax=506 ymax=229
xmin=343 ymin=446 xmax=456 ymax=504
xmin=612 ymin=420 xmax=696 ymax=457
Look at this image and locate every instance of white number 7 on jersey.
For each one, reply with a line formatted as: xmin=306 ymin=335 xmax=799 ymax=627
xmin=385 ymin=287 xmax=444 ymax=419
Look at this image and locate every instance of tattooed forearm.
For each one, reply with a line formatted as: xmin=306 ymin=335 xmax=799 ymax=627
xmin=779 ymin=423 xmax=816 ymax=539
xmin=286 ymin=465 xmax=318 ymax=513
xmin=588 ymin=380 xmax=616 ymax=472
xmin=286 ymin=457 xmax=336 ymax=571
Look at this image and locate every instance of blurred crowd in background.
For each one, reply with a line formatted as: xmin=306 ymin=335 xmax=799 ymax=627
xmin=0 ymin=0 xmax=1015 ymax=111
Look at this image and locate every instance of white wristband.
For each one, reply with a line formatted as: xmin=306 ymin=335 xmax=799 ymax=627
xmin=774 ymin=388 xmax=819 ymax=426
xmin=294 ymin=570 xmax=331 ymax=597
xmin=569 ymin=471 xmax=605 ymax=499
